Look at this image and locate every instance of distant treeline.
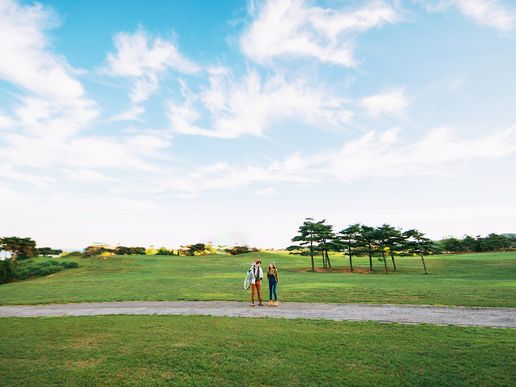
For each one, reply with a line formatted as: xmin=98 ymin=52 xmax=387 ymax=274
xmin=437 ymin=234 xmax=516 ymax=253
xmin=81 ymin=243 xmax=259 ymax=257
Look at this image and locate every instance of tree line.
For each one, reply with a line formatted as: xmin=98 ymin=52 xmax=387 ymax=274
xmin=82 ymin=243 xmax=259 ymax=257
xmin=438 ymin=234 xmax=516 ymax=253
xmin=288 ymin=218 xmax=438 ymax=274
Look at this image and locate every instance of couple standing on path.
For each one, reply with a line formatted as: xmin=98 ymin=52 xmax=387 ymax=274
xmin=250 ymin=260 xmax=279 ymax=307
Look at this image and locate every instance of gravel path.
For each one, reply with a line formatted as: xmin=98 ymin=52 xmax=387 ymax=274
xmin=1 ymin=301 xmax=514 ymax=328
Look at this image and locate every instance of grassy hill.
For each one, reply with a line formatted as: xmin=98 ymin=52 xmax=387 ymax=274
xmin=1 ymin=251 xmax=514 ymax=307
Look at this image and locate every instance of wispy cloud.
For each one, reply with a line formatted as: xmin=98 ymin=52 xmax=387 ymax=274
xmin=359 ymin=88 xmax=409 ymax=117
xmin=241 ymin=0 xmax=399 ymax=66
xmin=0 ymin=0 xmax=98 ymax=139
xmin=175 ymin=124 xmax=516 ymax=192
xmin=168 ymin=69 xmax=352 ymax=138
xmin=0 ymin=0 xmax=85 ymax=99
xmin=424 ymin=0 xmax=516 ymax=33
xmin=104 ymin=27 xmax=200 ymax=121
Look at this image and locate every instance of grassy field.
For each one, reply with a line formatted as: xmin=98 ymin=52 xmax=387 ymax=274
xmin=0 ymin=252 xmax=514 ymax=307
xmin=0 ymin=315 xmax=514 ymax=386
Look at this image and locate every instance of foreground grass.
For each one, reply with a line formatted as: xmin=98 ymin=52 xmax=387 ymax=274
xmin=0 ymin=315 xmax=514 ymax=386
xmin=0 ymin=252 xmax=514 ymax=307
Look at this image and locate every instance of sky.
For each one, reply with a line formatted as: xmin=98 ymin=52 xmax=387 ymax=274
xmin=0 ymin=0 xmax=515 ymax=250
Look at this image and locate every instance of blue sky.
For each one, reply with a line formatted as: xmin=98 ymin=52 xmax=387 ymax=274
xmin=0 ymin=0 xmax=515 ymax=249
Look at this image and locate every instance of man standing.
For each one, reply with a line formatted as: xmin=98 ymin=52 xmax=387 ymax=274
xmin=251 ymin=260 xmax=264 ymax=306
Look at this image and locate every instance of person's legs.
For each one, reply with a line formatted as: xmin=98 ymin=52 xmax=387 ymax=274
xmin=273 ymin=281 xmax=278 ymax=301
xmin=251 ymin=283 xmax=256 ymax=305
xmin=269 ymin=280 xmax=273 ymax=301
xmin=256 ymin=281 xmax=263 ymax=305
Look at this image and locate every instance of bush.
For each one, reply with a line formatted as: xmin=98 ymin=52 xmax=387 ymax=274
xmin=0 ymin=260 xmax=16 ymax=284
xmin=114 ymin=246 xmax=146 ymax=255
xmin=10 ymin=260 xmax=79 ymax=281
xmin=225 ymin=245 xmax=260 ymax=255
xmin=60 ymin=261 xmax=79 ymax=269
xmin=156 ymin=247 xmax=174 ymax=255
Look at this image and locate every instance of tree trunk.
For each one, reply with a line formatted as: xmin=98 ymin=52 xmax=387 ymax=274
xmin=419 ymin=253 xmax=428 ymax=274
xmin=382 ymin=249 xmax=388 ymax=273
xmin=325 ymin=249 xmax=332 ymax=271
xmin=321 ymin=248 xmax=326 ymax=269
xmin=368 ymin=243 xmax=373 ymax=271
xmin=310 ymin=241 xmax=314 ymax=272
xmin=390 ymin=251 xmax=397 ymax=272
xmin=348 ymin=246 xmax=353 ymax=272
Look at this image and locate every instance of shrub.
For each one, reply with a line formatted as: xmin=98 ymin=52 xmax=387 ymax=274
xmin=0 ymin=260 xmax=16 ymax=284
xmin=10 ymin=260 xmax=79 ymax=281
xmin=225 ymin=245 xmax=260 ymax=255
xmin=156 ymin=247 xmax=174 ymax=255
xmin=60 ymin=261 xmax=79 ymax=269
xmin=114 ymin=246 xmax=146 ymax=255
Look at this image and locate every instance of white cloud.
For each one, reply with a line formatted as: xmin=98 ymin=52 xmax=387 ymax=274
xmin=424 ymin=0 xmax=516 ymax=33
xmin=454 ymin=0 xmax=515 ymax=32
xmin=359 ymin=88 xmax=409 ymax=117
xmin=168 ymin=69 xmax=352 ymax=138
xmin=0 ymin=132 xmax=170 ymax=172
xmin=109 ymin=105 xmax=145 ymax=122
xmin=105 ymin=28 xmax=199 ymax=121
xmin=241 ymin=0 xmax=399 ymax=66
xmin=14 ymin=96 xmax=98 ymax=138
xmin=175 ymin=124 xmax=516 ymax=192
xmin=0 ymin=0 xmax=98 ymax=139
xmin=0 ymin=0 xmax=86 ymax=100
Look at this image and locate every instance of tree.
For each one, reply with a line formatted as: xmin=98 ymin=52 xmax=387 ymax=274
xmin=36 ymin=247 xmax=63 ymax=257
xmin=461 ymin=235 xmax=477 ymax=252
xmin=289 ymin=218 xmax=319 ymax=272
xmin=0 ymin=237 xmax=37 ymax=263
xmin=338 ymin=224 xmax=362 ymax=272
xmin=438 ymin=237 xmax=463 ymax=253
xmin=313 ymin=220 xmax=334 ymax=270
xmin=379 ymin=224 xmax=403 ymax=272
xmin=483 ymin=233 xmax=510 ymax=252
xmin=187 ymin=243 xmax=206 ymax=256
xmin=403 ymin=229 xmax=433 ymax=274
xmin=358 ymin=226 xmax=376 ymax=272
xmin=373 ymin=226 xmax=390 ymax=273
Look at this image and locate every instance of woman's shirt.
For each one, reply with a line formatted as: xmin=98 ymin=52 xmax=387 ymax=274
xmin=267 ymin=268 xmax=279 ymax=282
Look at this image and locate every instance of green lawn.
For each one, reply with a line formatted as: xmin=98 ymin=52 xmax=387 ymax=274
xmin=0 ymin=315 xmax=514 ymax=386
xmin=0 ymin=252 xmax=514 ymax=307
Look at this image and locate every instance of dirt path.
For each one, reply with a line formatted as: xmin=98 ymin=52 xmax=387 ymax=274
xmin=0 ymin=301 xmax=514 ymax=328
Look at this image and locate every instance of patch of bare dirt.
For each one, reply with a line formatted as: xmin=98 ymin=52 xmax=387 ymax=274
xmin=65 ymin=358 xmax=103 ymax=369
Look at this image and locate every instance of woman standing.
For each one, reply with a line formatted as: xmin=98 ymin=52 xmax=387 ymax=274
xmin=267 ymin=263 xmax=279 ymax=306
